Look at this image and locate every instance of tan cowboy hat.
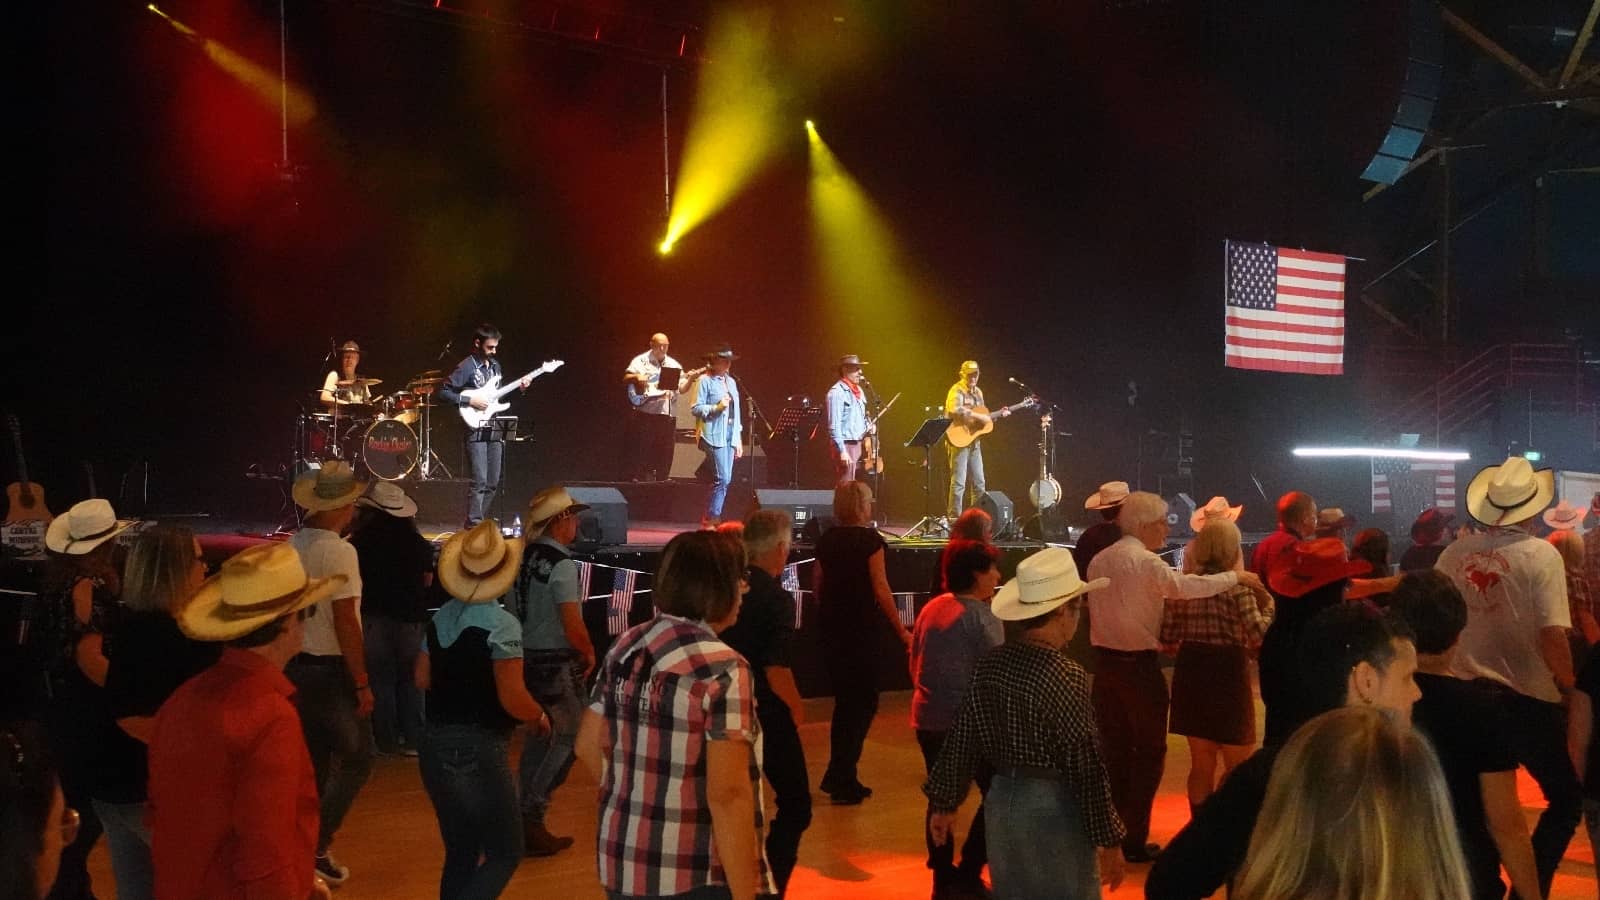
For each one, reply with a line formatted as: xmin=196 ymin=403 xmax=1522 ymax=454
xmin=1464 ymin=456 xmax=1554 ymax=527
xmin=437 ymin=520 xmax=523 ymax=602
xmin=356 ymin=481 xmax=418 ymax=518
xmin=1314 ymin=507 xmax=1355 ymax=535
xmin=1084 ymin=481 xmax=1130 ymax=511
xmin=338 ymin=340 xmax=362 ymax=355
xmin=1190 ymin=496 xmax=1243 ymax=532
xmin=179 ymin=543 xmax=347 ymax=642
xmin=991 ymin=547 xmax=1109 ymax=622
xmin=1542 ymin=500 xmax=1586 ymax=532
xmin=838 ymin=354 xmax=868 ymax=371
xmin=45 ymin=499 xmax=136 ymax=555
xmin=524 ymin=486 xmax=590 ymax=539
xmin=292 ymin=460 xmax=367 ymax=512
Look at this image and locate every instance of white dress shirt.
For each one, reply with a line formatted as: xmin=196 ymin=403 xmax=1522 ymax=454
xmin=289 ymin=526 xmax=363 ymax=657
xmin=1086 ymin=535 xmax=1238 ymax=651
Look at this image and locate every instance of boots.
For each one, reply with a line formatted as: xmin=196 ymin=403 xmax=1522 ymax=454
xmin=523 ymin=819 xmax=575 ymax=857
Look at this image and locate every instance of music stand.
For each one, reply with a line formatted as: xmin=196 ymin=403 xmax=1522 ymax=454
xmin=768 ymin=406 xmax=822 ymax=489
xmin=900 ymin=416 xmax=951 ymax=540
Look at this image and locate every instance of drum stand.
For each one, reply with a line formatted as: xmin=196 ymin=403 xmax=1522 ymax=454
xmin=416 ymin=399 xmax=452 ymax=479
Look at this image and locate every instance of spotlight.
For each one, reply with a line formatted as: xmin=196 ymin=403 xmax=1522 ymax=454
xmin=805 ymin=119 xmax=816 ymax=132
xmin=658 ymin=239 xmax=674 ymax=256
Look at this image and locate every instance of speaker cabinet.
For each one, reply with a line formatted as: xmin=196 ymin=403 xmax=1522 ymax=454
xmin=567 ymin=486 xmax=628 ymax=548
xmin=977 ymin=491 xmax=1016 ymax=538
xmin=755 ymin=489 xmax=836 ymax=540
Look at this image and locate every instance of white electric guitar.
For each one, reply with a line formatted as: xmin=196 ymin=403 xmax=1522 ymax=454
xmin=457 ymin=360 xmax=564 ymax=428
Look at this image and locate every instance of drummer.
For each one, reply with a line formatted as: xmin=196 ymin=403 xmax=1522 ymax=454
xmin=320 ymin=340 xmax=375 ymax=409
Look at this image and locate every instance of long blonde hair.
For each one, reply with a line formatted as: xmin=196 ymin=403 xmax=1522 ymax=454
xmin=1233 ymin=706 xmax=1470 ymax=900
xmin=833 ymin=481 xmax=873 ymax=526
xmin=1189 ymin=520 xmax=1242 ymax=575
xmin=122 ymin=526 xmax=200 ymax=614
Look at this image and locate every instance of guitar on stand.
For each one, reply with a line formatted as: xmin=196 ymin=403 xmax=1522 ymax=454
xmin=458 ymin=360 xmax=565 ymax=429
xmin=943 ymin=397 xmax=1037 ymax=448
xmin=4 ymin=416 xmax=52 ymax=554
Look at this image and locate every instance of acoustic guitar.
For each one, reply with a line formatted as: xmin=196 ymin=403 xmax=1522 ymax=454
xmin=944 ymin=397 xmax=1036 ymax=449
xmin=5 ymin=415 xmax=52 ymax=524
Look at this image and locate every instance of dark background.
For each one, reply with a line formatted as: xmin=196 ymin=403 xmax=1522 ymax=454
xmin=19 ymin=0 xmax=1599 ymax=529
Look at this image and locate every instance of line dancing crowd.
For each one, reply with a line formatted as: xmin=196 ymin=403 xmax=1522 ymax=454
xmin=5 ymin=454 xmax=1599 ymax=900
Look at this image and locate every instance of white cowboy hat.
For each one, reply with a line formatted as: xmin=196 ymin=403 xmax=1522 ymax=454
xmin=1464 ymin=456 xmax=1554 ymax=527
xmin=437 ymin=520 xmax=523 ymax=602
xmin=178 ymin=543 xmax=347 ymax=642
xmin=1084 ymin=481 xmax=1130 ymax=511
xmin=1542 ymin=500 xmax=1586 ymax=532
xmin=991 ymin=547 xmax=1109 ymax=622
xmin=1189 ymin=496 xmax=1243 ymax=532
xmin=524 ymin=486 xmax=590 ymax=539
xmin=45 ymin=499 xmax=136 ymax=555
xmin=292 ymin=460 xmax=367 ymax=512
xmin=356 ymin=480 xmax=418 ymax=518
xmin=1314 ymin=507 xmax=1355 ymax=535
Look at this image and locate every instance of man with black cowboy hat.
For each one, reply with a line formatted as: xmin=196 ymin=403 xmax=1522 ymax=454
xmin=1435 ymin=455 xmax=1580 ymax=896
xmin=1400 ymin=507 xmax=1455 ymax=573
xmin=286 ymin=460 xmax=373 ymax=887
xmin=691 ymin=343 xmax=743 ymax=528
xmin=149 ymin=542 xmax=344 ymax=900
xmin=826 ymin=354 xmax=871 ymax=485
xmin=509 ymin=486 xmax=596 ymax=856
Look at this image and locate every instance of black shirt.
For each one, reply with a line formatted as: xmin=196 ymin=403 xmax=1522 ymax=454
xmin=1071 ymin=522 xmax=1122 ymax=581
xmin=1399 ymin=543 xmax=1446 ymax=573
xmin=99 ymin=611 xmax=221 ymax=802
xmin=438 ymin=354 xmax=501 ymax=409
xmin=1145 ymin=745 xmax=1278 ymax=899
xmin=1412 ymin=672 xmax=1519 ymax=900
xmin=1580 ymin=654 xmax=1600 ymax=803
xmin=351 ymin=522 xmax=436 ymax=623
xmin=816 ymin=526 xmax=887 ymax=636
xmin=718 ymin=566 xmax=796 ymax=706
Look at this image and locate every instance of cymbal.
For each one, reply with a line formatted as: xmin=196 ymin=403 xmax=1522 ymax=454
xmin=337 ymin=377 xmax=383 ymax=388
xmin=411 ymin=369 xmax=443 ymax=380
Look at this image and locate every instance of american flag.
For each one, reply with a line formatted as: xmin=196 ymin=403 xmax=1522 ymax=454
xmin=780 ymin=563 xmax=802 ymax=628
xmin=606 ymin=568 xmax=636 ymax=636
xmin=1372 ymin=458 xmax=1457 ymax=515
xmin=1224 ymin=240 xmax=1347 ymax=375
xmin=895 ymin=593 xmax=918 ymax=628
xmin=574 ymin=560 xmax=593 ymax=605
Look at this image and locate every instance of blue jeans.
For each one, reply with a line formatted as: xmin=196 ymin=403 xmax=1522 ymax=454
xmin=365 ymin=615 xmax=425 ymax=752
xmin=90 ymin=798 xmax=153 ymax=900
xmin=420 ymin=724 xmax=522 ymax=900
xmin=286 ymin=656 xmax=376 ymax=853
xmin=985 ymin=773 xmax=1099 ymax=900
xmin=464 ymin=435 xmax=504 ymax=526
xmin=946 ymin=440 xmax=985 ymax=517
xmin=518 ymin=651 xmax=582 ymax=821
xmin=700 ymin=439 xmax=734 ymax=519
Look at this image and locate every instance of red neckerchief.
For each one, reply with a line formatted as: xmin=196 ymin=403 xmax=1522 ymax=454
xmin=840 ymin=377 xmax=862 ymax=401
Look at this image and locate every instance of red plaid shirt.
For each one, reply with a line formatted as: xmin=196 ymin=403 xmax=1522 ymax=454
xmin=588 ymin=614 xmax=773 ymax=896
xmin=1160 ymin=584 xmax=1273 ymax=649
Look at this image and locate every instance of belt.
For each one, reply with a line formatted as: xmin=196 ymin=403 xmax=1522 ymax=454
xmin=1094 ymin=647 xmax=1158 ymax=658
xmin=291 ymin=653 xmax=346 ymax=667
xmin=997 ymin=765 xmax=1063 ymax=782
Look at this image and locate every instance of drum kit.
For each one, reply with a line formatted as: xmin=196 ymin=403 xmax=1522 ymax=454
xmin=296 ymin=370 xmax=449 ymax=481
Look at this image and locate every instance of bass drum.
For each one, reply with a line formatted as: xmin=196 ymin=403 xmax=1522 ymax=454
xmin=303 ymin=413 xmax=365 ymax=463
xmin=361 ymin=418 xmax=418 ymax=481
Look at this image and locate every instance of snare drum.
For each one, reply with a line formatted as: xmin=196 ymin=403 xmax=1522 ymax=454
xmin=383 ymin=391 xmax=420 ymax=426
xmin=361 ymin=418 xmax=418 ymax=481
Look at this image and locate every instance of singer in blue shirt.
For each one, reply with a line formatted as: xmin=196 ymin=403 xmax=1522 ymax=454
xmin=826 ymin=354 xmax=870 ymax=484
xmin=691 ymin=343 xmax=743 ymax=527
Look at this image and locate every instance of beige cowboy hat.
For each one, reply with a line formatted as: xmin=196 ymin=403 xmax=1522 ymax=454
xmin=1314 ymin=507 xmax=1355 ymax=536
xmin=838 ymin=354 xmax=869 ymax=371
xmin=524 ymin=486 xmax=590 ymax=539
xmin=292 ymin=460 xmax=367 ymax=512
xmin=1464 ymin=456 xmax=1554 ymax=527
xmin=45 ymin=499 xmax=137 ymax=555
xmin=1084 ymin=481 xmax=1130 ymax=511
xmin=1542 ymin=499 xmax=1586 ymax=532
xmin=356 ymin=480 xmax=418 ymax=518
xmin=437 ymin=520 xmax=523 ymax=602
xmin=178 ymin=543 xmax=348 ymax=642
xmin=991 ymin=547 xmax=1109 ymax=622
xmin=1190 ymin=496 xmax=1243 ymax=532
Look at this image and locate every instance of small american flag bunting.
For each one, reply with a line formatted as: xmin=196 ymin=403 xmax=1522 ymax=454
xmin=573 ymin=560 xmax=593 ymax=603
xmin=895 ymin=593 xmax=918 ymax=628
xmin=607 ymin=568 xmax=636 ymax=636
xmin=780 ymin=563 xmax=802 ymax=628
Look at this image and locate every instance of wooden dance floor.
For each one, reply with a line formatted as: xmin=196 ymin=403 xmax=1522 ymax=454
xmin=89 ymin=691 xmax=1596 ymax=898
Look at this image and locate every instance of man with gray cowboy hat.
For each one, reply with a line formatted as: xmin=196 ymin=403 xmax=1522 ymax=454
xmin=826 ymin=354 xmax=871 ymax=485
xmin=1435 ymin=455 xmax=1579 ymax=896
xmin=509 ymin=485 xmax=597 ymax=856
xmin=286 ymin=460 xmax=373 ymax=887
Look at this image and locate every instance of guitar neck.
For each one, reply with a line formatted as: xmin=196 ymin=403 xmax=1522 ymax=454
xmin=8 ymin=421 xmax=29 ymax=487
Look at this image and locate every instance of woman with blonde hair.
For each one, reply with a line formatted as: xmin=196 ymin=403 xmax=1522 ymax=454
xmin=1550 ymin=529 xmax=1598 ymax=655
xmin=1232 ymin=705 xmax=1471 ymax=900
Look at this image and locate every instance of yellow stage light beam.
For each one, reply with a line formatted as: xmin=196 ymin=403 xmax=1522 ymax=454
xmin=146 ymin=4 xmax=317 ymax=128
xmin=659 ymin=7 xmax=784 ymax=253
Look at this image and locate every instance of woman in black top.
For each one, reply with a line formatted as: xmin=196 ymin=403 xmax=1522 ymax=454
xmin=814 ymin=481 xmax=908 ymax=804
xmin=349 ymin=483 xmax=435 ymax=756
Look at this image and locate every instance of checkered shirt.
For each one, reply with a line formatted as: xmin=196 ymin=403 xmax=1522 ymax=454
xmin=1568 ymin=570 xmax=1593 ymax=627
xmin=588 ymin=614 xmax=773 ymax=897
xmin=1159 ymin=584 xmax=1273 ymax=648
xmin=1583 ymin=533 xmax=1600 ymax=623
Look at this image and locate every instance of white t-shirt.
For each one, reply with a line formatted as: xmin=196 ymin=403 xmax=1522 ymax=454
xmin=625 ymin=351 xmax=682 ymax=417
xmin=289 ymin=526 xmax=364 ymax=657
xmin=1436 ymin=527 xmax=1570 ymax=702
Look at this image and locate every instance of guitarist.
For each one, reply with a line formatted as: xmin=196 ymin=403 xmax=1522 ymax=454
xmin=438 ymin=323 xmax=531 ymax=527
xmin=621 ymin=332 xmax=695 ymax=482
xmin=944 ymin=360 xmax=1010 ymax=518
xmin=826 ymin=354 xmax=870 ymax=485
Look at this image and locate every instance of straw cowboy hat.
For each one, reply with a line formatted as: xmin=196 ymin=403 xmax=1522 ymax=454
xmin=1464 ymin=456 xmax=1554 ymax=527
xmin=437 ymin=520 xmax=523 ymax=602
xmin=1190 ymin=496 xmax=1243 ymax=532
xmin=292 ymin=460 xmax=367 ymax=512
xmin=1542 ymin=499 xmax=1586 ymax=532
xmin=356 ymin=481 xmax=418 ymax=519
xmin=1084 ymin=481 xmax=1130 ymax=511
xmin=1314 ymin=508 xmax=1356 ymax=536
xmin=178 ymin=543 xmax=347 ymax=642
xmin=45 ymin=499 xmax=136 ymax=555
xmin=991 ymin=547 xmax=1109 ymax=622
xmin=1268 ymin=538 xmax=1373 ymax=598
xmin=524 ymin=486 xmax=590 ymax=540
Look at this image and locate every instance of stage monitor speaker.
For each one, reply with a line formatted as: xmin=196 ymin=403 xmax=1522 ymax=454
xmin=977 ymin=491 xmax=1016 ymax=538
xmin=755 ymin=489 xmax=835 ymax=540
xmin=1360 ymin=0 xmax=1443 ymax=184
xmin=1165 ymin=493 xmax=1198 ymax=538
xmin=1023 ymin=506 xmax=1072 ymax=543
xmin=568 ymin=486 xmax=628 ymax=548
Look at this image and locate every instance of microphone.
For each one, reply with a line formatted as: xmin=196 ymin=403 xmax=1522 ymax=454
xmin=436 ymin=339 xmax=453 ymax=362
xmin=1008 ymin=376 xmax=1033 ymax=392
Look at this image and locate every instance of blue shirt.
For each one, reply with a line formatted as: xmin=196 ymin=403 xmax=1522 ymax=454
xmin=826 ymin=380 xmax=867 ymax=452
xmin=909 ymin=592 xmax=1004 ymax=732
xmin=692 ymin=374 xmax=742 ymax=448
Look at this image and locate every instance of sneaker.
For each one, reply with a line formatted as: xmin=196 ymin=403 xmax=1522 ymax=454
xmin=523 ymin=820 xmax=576 ymax=857
xmin=314 ymin=853 xmax=350 ymax=886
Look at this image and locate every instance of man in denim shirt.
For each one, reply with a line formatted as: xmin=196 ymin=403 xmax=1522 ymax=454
xmin=826 ymin=355 xmax=870 ymax=485
xmin=692 ymin=344 xmax=743 ymax=527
